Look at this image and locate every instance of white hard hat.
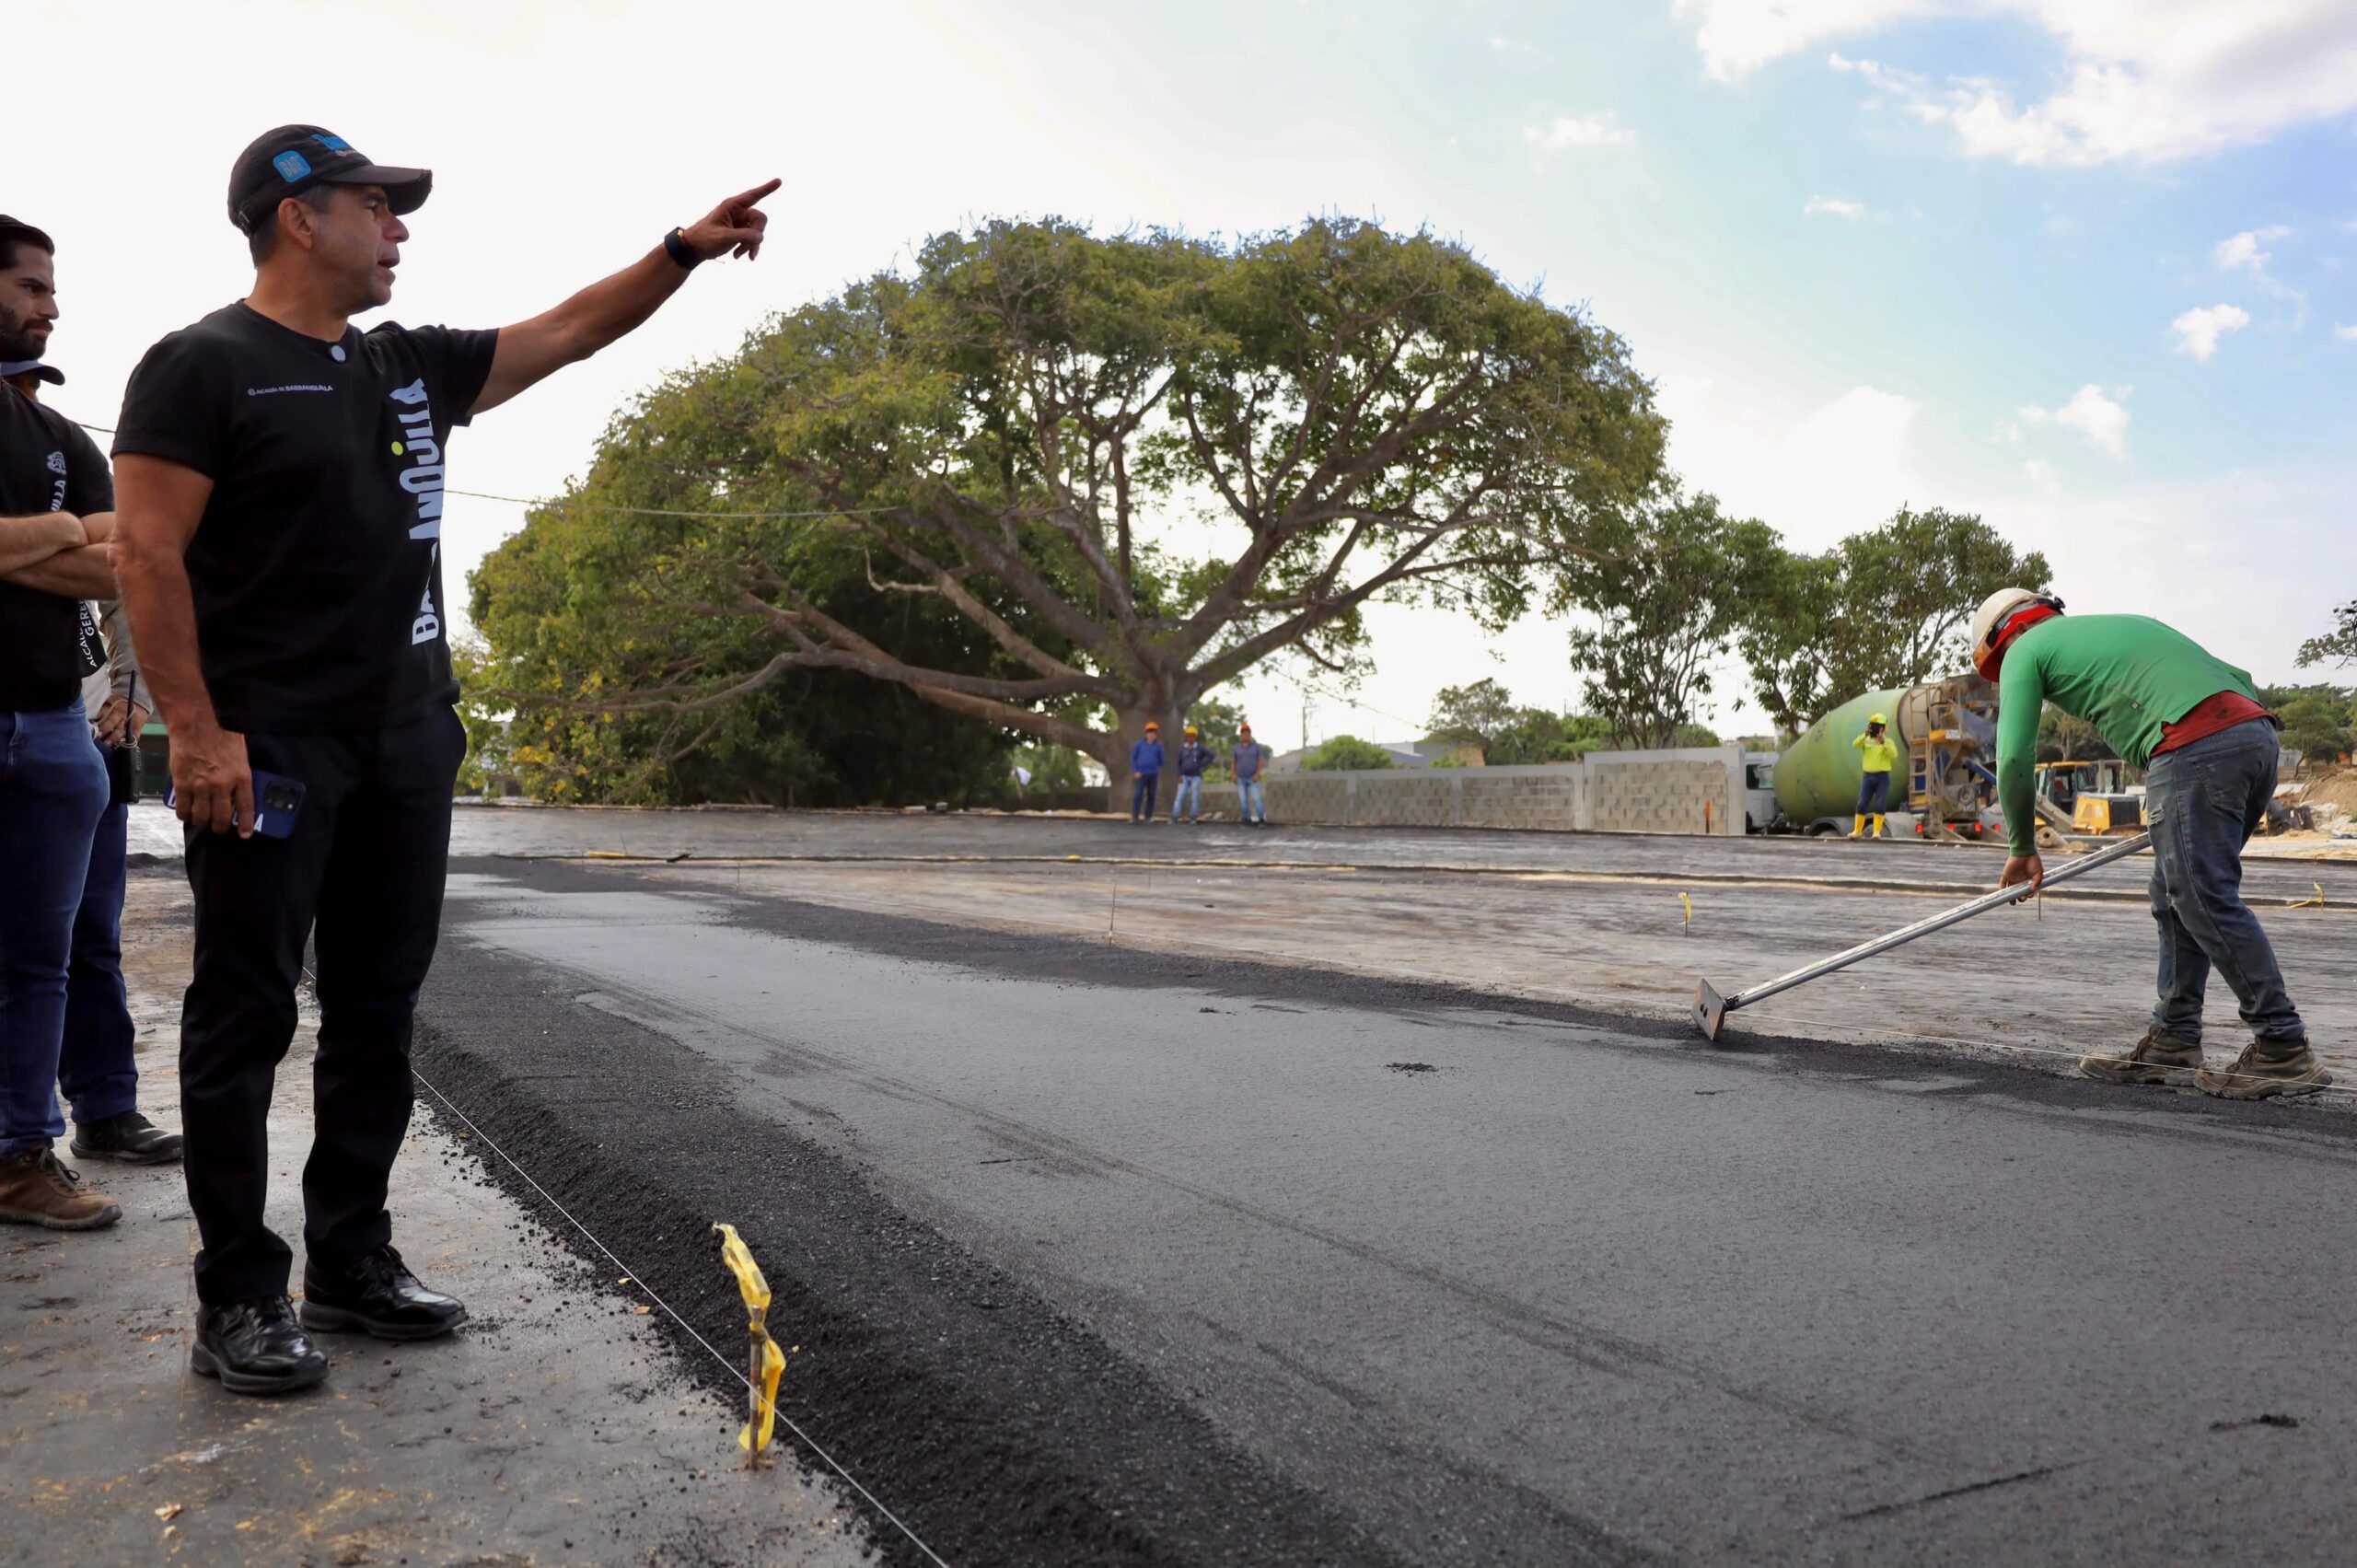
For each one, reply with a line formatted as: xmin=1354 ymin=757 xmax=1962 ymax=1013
xmin=1969 ymin=587 xmax=2055 ymax=669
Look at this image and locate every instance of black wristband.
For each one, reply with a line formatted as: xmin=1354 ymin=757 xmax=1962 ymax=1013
xmin=663 ymin=226 xmax=701 ymax=271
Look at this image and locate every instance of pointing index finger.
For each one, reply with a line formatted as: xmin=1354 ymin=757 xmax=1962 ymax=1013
xmin=732 ymin=177 xmax=783 ymax=211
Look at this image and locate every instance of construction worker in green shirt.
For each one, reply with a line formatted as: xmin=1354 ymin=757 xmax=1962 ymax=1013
xmin=1971 ymin=587 xmax=2326 ymax=1098
xmin=1850 ymin=714 xmax=1898 ymax=839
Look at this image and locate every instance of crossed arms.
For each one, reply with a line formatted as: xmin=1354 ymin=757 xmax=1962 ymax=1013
xmin=0 ymin=509 xmax=116 ymax=598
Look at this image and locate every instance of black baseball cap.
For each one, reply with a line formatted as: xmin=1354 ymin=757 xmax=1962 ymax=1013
xmin=227 ymin=124 xmax=432 ymax=235
xmin=0 ymin=361 xmax=63 ymax=385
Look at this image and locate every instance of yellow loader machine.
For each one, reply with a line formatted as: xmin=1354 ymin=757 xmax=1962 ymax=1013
xmin=2036 ymin=759 xmax=2143 ymax=835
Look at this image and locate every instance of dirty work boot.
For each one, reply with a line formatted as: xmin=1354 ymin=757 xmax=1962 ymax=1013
xmin=2079 ymin=1030 xmax=2204 ymax=1086
xmin=1871 ymin=815 xmax=1887 ymax=839
xmin=0 ymin=1148 xmax=123 ymax=1230
xmin=2194 ymin=1039 xmax=2331 ymax=1100
xmin=1849 ymin=815 xmax=1867 ymax=839
xmin=192 ymin=1297 xmax=330 ymax=1396
xmin=71 ymin=1109 xmax=185 ymax=1165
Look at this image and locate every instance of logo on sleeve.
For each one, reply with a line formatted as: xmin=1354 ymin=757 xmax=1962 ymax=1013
xmin=45 ymin=450 xmax=66 ymax=475
xmin=389 ymin=378 xmax=446 ymax=645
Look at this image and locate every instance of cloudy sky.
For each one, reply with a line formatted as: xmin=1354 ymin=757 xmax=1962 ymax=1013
xmin=17 ymin=0 xmax=2357 ymax=748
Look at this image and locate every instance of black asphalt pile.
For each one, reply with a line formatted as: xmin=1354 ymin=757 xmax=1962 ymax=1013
xmin=416 ymin=931 xmax=1412 ymax=1568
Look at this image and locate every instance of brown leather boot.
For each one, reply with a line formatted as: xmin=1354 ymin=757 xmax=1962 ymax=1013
xmin=2078 ymin=1030 xmax=2203 ymax=1087
xmin=0 ymin=1148 xmax=123 ymax=1231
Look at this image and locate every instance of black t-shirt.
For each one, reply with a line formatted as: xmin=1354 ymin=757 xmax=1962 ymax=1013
xmin=111 ymin=302 xmax=497 ymax=731
xmin=0 ymin=389 xmax=113 ymax=711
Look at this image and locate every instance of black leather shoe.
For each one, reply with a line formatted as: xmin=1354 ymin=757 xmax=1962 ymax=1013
xmin=300 ymin=1244 xmax=467 ymax=1342
xmin=70 ymin=1110 xmax=185 ymax=1165
xmin=192 ymin=1297 xmax=330 ymax=1396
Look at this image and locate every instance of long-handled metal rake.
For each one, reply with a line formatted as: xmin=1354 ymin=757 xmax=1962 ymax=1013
xmin=1692 ymin=832 xmax=2153 ymax=1041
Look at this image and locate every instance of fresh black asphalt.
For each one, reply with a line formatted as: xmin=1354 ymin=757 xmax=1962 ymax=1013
xmin=419 ymin=854 xmax=2357 ymax=1566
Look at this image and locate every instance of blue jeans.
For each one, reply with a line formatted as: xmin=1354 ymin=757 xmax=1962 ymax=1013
xmin=2144 ymin=717 xmax=2303 ymax=1044
xmin=1856 ymin=772 xmax=1891 ymax=814
xmin=1131 ymin=773 xmax=1159 ymax=819
xmin=1237 ymin=779 xmax=1266 ymax=822
xmin=64 ymin=744 xmax=138 ymax=1125
xmin=0 ymin=703 xmax=109 ymax=1158
xmin=1172 ymin=776 xmax=1202 ymax=820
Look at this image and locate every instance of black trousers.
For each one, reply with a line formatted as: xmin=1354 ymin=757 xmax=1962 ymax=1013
xmin=180 ymin=705 xmax=464 ymax=1305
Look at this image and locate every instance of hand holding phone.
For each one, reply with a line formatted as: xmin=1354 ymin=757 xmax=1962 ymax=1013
xmin=165 ymin=723 xmax=307 ymax=839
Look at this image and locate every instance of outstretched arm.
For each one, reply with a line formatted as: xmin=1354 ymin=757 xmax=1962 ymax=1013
xmin=470 ymin=179 xmax=780 ymax=417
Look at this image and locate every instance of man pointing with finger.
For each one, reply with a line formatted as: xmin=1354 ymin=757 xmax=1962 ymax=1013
xmin=112 ymin=124 xmax=779 ymax=1397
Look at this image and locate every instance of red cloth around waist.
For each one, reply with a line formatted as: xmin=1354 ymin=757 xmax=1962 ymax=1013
xmin=2154 ymin=690 xmax=2272 ymax=756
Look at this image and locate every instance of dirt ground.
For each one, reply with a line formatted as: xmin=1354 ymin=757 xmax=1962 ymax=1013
xmin=650 ymin=843 xmax=2357 ymax=1085
xmin=2 ymin=871 xmax=873 ymax=1568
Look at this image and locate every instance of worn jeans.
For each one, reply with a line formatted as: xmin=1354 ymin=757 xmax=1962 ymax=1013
xmin=1236 ymin=779 xmax=1266 ymax=822
xmin=1130 ymin=773 xmax=1159 ymax=820
xmin=63 ymin=741 xmax=140 ymax=1126
xmin=2144 ymin=716 xmax=2303 ymax=1044
xmin=1171 ymin=776 xmax=1202 ymax=820
xmin=1855 ymin=772 xmax=1892 ymax=814
xmin=0 ymin=702 xmax=109 ymax=1159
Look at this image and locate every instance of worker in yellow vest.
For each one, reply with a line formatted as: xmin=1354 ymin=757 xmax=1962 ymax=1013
xmin=1852 ymin=714 xmax=1898 ymax=839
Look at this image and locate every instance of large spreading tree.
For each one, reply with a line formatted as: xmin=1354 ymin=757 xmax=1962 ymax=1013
xmin=1736 ymin=505 xmax=2051 ymax=737
xmin=474 ymin=217 xmax=1665 ymax=794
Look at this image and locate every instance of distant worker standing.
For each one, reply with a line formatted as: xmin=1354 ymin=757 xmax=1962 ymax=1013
xmin=1972 ymin=588 xmax=2326 ymax=1098
xmin=1130 ymin=722 xmax=1164 ymax=824
xmin=1231 ymin=722 xmax=1271 ymax=828
xmin=1851 ymin=713 xmax=1898 ymax=839
xmin=1171 ymin=725 xmax=1214 ymax=825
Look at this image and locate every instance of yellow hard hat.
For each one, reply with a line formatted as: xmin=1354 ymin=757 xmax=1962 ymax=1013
xmin=1185 ymin=725 xmax=1199 ymax=736
xmin=1868 ymin=713 xmax=1887 ymax=726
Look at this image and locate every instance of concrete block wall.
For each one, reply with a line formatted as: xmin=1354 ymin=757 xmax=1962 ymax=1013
xmin=1192 ymin=745 xmax=1743 ymax=836
xmin=1585 ymin=747 xmax=1745 ymax=836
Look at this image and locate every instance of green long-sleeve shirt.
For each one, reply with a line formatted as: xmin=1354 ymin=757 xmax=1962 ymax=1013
xmin=1996 ymin=613 xmax=2259 ymax=855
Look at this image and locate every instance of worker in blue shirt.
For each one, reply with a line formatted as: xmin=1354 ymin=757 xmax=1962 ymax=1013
xmin=1129 ymin=722 xmax=1164 ymax=823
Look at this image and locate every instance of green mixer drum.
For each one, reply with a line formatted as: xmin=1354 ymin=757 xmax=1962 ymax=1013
xmin=1773 ymin=687 xmax=1909 ymax=824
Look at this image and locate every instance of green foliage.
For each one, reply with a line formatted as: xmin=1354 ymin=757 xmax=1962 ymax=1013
xmin=2260 ymin=683 xmax=2356 ymax=764
xmin=1422 ymin=677 xmax=1611 ymax=762
xmin=2036 ymin=703 xmax=2117 ymax=763
xmin=1559 ymin=490 xmax=1780 ymax=750
xmin=468 ymin=215 xmax=1666 ymax=799
xmin=465 ymin=459 xmax=1030 ymax=806
xmin=1738 ymin=505 xmax=2050 ymax=736
xmin=1303 ymin=734 xmax=1397 ymax=772
xmin=2298 ymin=602 xmax=2357 ymax=670
xmin=1009 ymin=741 xmax=1091 ymax=794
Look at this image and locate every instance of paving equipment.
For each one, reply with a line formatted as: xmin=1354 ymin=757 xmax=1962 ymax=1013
xmin=1691 ymin=831 xmax=2153 ymax=1041
xmin=1770 ymin=674 xmax=2001 ymax=837
xmin=2036 ymin=759 xmax=2144 ymax=835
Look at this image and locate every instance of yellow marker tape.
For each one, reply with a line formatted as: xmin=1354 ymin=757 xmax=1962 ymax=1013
xmin=2288 ymin=882 xmax=2327 ymax=910
xmin=1680 ymin=892 xmax=1692 ymax=933
xmin=713 ymin=1224 xmax=784 ymax=1459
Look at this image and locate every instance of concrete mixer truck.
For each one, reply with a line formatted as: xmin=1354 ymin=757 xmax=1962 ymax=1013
xmin=1765 ymin=673 xmax=2004 ymax=840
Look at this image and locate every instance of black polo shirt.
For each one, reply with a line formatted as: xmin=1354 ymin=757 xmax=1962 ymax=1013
xmin=111 ymin=302 xmax=497 ymax=732
xmin=0 ymin=389 xmax=112 ymax=712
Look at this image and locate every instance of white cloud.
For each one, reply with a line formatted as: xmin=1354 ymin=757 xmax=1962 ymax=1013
xmin=1804 ymin=194 xmax=1867 ymax=219
xmin=1689 ymin=3 xmax=2357 ymax=166
xmin=2044 ymin=384 xmax=2131 ymax=458
xmin=2169 ymin=304 xmax=2251 ymax=362
xmin=2215 ymin=226 xmax=2291 ymax=274
xmin=1654 ymin=377 xmax=1922 ymax=552
xmin=2336 ymin=324 xmax=2357 ymax=343
xmin=1489 ymin=34 xmax=1532 ymax=53
xmin=1522 ymin=112 xmax=1635 ymax=153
